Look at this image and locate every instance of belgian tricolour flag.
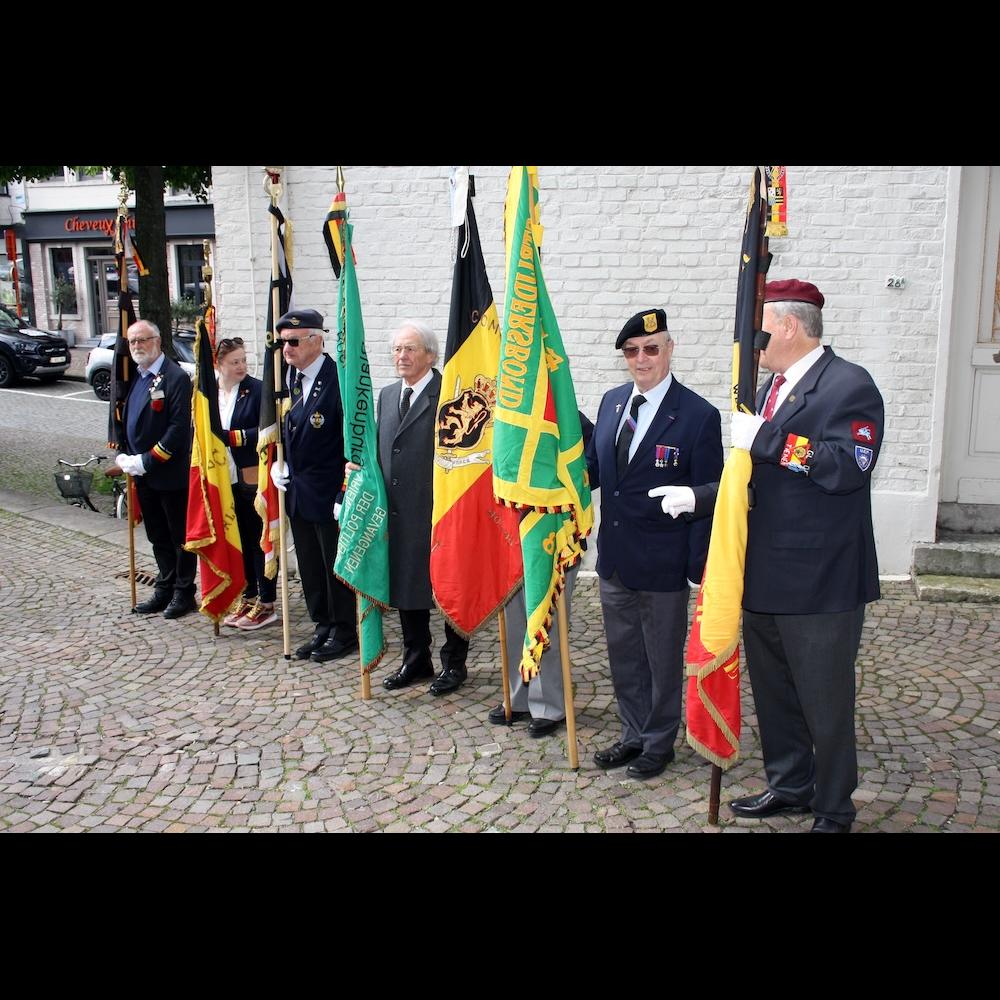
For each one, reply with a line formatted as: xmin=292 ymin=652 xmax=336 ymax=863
xmin=431 ymin=180 xmax=522 ymax=636
xmin=184 ymin=316 xmax=246 ymax=621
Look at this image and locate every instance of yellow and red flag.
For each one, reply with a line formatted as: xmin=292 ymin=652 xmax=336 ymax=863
xmin=431 ymin=169 xmax=523 ymax=636
xmin=184 ymin=315 xmax=245 ymax=621
xmin=685 ymin=167 xmax=773 ymax=769
xmin=493 ymin=166 xmax=593 ymax=682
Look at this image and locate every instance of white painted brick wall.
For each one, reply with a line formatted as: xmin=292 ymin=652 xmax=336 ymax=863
xmin=212 ymin=165 xmax=948 ymax=501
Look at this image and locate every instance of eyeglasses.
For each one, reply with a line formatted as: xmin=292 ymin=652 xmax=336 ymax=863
xmin=128 ymin=335 xmax=157 ymax=346
xmin=217 ymin=337 xmax=244 ymax=349
xmin=280 ymin=333 xmax=317 ymax=347
xmin=622 ymin=343 xmax=665 ymax=358
xmin=392 ymin=344 xmax=424 ymax=355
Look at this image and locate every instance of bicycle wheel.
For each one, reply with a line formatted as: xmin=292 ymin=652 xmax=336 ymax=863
xmin=115 ymin=488 xmax=128 ymax=521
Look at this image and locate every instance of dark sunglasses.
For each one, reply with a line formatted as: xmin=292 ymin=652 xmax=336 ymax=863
xmin=279 ymin=333 xmax=317 ymax=347
xmin=217 ymin=337 xmax=244 ymax=349
xmin=622 ymin=344 xmax=662 ymax=358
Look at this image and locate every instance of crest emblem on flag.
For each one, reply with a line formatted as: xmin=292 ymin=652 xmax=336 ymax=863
xmin=437 ymin=374 xmax=496 ymax=452
xmin=855 ymin=445 xmax=873 ymax=470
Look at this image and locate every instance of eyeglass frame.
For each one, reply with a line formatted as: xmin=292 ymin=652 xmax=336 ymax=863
xmin=279 ymin=332 xmax=319 ymax=347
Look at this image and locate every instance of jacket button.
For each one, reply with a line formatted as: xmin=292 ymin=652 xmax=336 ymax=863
xmin=391 ymin=478 xmax=399 ymax=486
xmin=613 ymin=490 xmax=620 ymax=497
xmin=393 ymin=448 xmax=401 ymax=455
xmin=613 ymin=521 xmax=619 ymax=527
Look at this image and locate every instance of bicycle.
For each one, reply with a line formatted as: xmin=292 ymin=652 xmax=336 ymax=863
xmin=54 ymin=454 xmax=105 ymax=512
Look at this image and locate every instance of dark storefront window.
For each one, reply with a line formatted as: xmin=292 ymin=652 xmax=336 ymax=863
xmin=50 ymin=247 xmax=77 ymax=313
xmin=177 ymin=244 xmax=206 ymax=306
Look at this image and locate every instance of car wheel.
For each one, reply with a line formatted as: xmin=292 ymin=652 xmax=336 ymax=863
xmin=0 ymin=352 xmax=18 ymax=389
xmin=91 ymin=368 xmax=112 ymax=402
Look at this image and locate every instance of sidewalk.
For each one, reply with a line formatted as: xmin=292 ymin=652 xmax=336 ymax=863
xmin=1 ymin=489 xmax=997 ymax=833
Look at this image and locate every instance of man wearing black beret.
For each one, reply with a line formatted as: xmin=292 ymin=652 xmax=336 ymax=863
xmin=269 ymin=308 xmax=359 ymax=662
xmin=586 ymin=309 xmax=724 ymax=779
xmin=727 ymin=279 xmax=884 ymax=833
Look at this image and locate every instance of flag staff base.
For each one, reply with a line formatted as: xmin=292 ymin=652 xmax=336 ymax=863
xmin=497 ymin=608 xmax=512 ymax=722
xmin=708 ymin=765 xmax=722 ymax=825
xmin=556 ymin=590 xmax=578 ymax=770
xmin=275 ymin=444 xmax=292 ymax=662
xmin=126 ymin=473 xmax=137 ymax=610
xmin=213 ymin=621 xmax=219 ymax=638
xmin=358 ymin=601 xmax=371 ymax=700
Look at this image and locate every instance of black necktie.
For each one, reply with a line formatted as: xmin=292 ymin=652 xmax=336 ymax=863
xmin=292 ymin=370 xmax=304 ymax=400
xmin=616 ymin=394 xmax=646 ymax=480
xmin=400 ymin=386 xmax=413 ymax=420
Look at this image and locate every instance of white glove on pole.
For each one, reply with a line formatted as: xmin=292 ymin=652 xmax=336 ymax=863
xmin=270 ymin=460 xmax=290 ymax=492
xmin=117 ymin=454 xmax=146 ymax=477
xmin=731 ymin=411 xmax=765 ymax=451
xmin=647 ymin=485 xmax=696 ymax=518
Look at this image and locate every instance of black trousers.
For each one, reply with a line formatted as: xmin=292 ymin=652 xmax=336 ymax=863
xmin=233 ymin=481 xmax=276 ymax=604
xmin=289 ymin=512 xmax=357 ymax=641
xmin=134 ymin=480 xmax=196 ymax=598
xmin=398 ymin=608 xmax=469 ymax=672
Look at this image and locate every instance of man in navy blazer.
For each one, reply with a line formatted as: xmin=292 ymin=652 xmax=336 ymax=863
xmin=269 ymin=309 xmax=358 ymax=663
xmin=112 ymin=319 xmax=197 ymax=619
xmin=587 ymin=309 xmax=724 ymax=779
xmin=728 ymin=279 xmax=884 ymax=833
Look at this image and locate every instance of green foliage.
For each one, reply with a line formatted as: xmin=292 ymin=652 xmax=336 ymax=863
xmin=170 ymin=295 xmax=201 ymax=332
xmin=0 ymin=165 xmax=212 ymax=200
xmin=51 ymin=277 xmax=76 ymax=310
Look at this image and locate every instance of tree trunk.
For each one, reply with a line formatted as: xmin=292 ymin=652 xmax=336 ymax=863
xmin=133 ymin=166 xmax=174 ymax=358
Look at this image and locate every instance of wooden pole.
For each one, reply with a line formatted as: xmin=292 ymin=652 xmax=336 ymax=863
xmin=497 ymin=607 xmax=512 ymax=722
xmin=555 ymin=589 xmax=578 ymax=769
xmin=126 ymin=473 xmax=137 ymax=610
xmin=708 ymin=764 xmax=722 ymax=825
xmin=358 ymin=598 xmax=371 ymax=700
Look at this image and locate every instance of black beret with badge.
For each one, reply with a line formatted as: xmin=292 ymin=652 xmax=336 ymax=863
xmin=616 ymin=308 xmax=669 ymax=349
xmin=276 ymin=308 xmax=328 ymax=333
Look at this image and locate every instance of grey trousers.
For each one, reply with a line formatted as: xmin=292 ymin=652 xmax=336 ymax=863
xmin=742 ymin=605 xmax=864 ymax=825
xmin=503 ymin=564 xmax=578 ymax=722
xmin=599 ymin=573 xmax=689 ymax=759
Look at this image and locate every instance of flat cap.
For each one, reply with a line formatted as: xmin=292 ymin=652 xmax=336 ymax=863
xmin=616 ymin=308 xmax=668 ymax=349
xmin=276 ymin=308 xmax=327 ymax=332
xmin=764 ymin=279 xmax=825 ymax=309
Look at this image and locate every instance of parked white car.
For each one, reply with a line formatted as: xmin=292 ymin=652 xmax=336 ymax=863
xmin=86 ymin=329 xmax=196 ymax=401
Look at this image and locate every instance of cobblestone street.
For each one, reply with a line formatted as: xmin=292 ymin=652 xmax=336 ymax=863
xmin=1 ymin=496 xmax=998 ymax=834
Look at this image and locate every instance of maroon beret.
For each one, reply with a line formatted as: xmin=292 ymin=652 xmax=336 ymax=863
xmin=764 ymin=279 xmax=825 ymax=309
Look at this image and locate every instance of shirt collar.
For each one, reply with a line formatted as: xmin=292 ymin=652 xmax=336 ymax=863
xmin=779 ymin=343 xmax=825 ymax=393
xmin=630 ymin=371 xmax=672 ymax=408
xmin=139 ymin=352 xmax=166 ymax=378
xmin=298 ymin=353 xmax=326 ymax=383
xmin=402 ymin=367 xmax=434 ymax=401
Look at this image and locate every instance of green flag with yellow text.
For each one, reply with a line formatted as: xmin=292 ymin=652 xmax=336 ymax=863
xmin=493 ymin=166 xmax=593 ymax=682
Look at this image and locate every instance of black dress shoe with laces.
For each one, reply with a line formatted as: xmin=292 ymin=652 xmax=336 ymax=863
xmin=135 ymin=592 xmax=172 ymax=614
xmin=311 ymin=635 xmax=359 ymax=663
xmin=488 ymin=704 xmax=530 ymax=725
xmin=593 ymin=741 xmax=643 ymax=770
xmin=383 ymin=661 xmax=435 ymax=691
xmin=626 ymin=749 xmax=675 ymax=779
xmin=429 ymin=665 xmax=468 ymax=696
xmin=527 ymin=717 xmax=564 ymax=738
xmin=163 ymin=595 xmax=197 ymax=619
xmin=295 ymin=629 xmax=330 ymax=660
xmin=728 ymin=790 xmax=811 ymax=818
xmin=811 ymin=817 xmax=851 ymax=833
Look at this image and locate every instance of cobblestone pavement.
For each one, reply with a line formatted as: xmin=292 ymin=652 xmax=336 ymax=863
xmin=0 ymin=500 xmax=997 ymax=834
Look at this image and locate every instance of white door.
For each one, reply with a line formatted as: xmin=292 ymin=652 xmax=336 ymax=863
xmin=941 ymin=166 xmax=1000 ymax=506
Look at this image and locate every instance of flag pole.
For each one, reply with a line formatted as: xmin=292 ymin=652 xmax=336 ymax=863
xmin=358 ymin=599 xmax=371 ymax=700
xmin=264 ymin=169 xmax=293 ymax=661
xmin=497 ymin=608 xmax=513 ymax=722
xmin=556 ymin=589 xmax=579 ymax=769
xmin=126 ymin=474 xmax=137 ymax=609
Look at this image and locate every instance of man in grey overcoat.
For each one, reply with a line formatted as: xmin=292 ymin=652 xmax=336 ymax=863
xmin=377 ymin=321 xmax=470 ymax=696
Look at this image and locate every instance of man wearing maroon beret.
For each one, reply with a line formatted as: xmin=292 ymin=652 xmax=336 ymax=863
xmin=727 ymin=279 xmax=883 ymax=833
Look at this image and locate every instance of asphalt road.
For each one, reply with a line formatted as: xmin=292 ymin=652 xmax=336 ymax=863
xmin=0 ymin=378 xmax=118 ymax=516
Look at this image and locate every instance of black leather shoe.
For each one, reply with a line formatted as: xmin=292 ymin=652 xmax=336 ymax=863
xmin=163 ymin=595 xmax=197 ymax=619
xmin=383 ymin=661 xmax=435 ymax=691
xmin=488 ymin=703 xmax=530 ymax=725
xmin=429 ymin=665 xmax=467 ymax=696
xmin=728 ymin=790 xmax=811 ymax=818
xmin=294 ymin=630 xmax=330 ymax=660
xmin=135 ymin=592 xmax=172 ymax=614
xmin=311 ymin=635 xmax=359 ymax=663
xmin=527 ymin=717 xmax=564 ymax=738
xmin=593 ymin=741 xmax=643 ymax=770
xmin=811 ymin=817 xmax=851 ymax=834
xmin=626 ymin=749 xmax=675 ymax=780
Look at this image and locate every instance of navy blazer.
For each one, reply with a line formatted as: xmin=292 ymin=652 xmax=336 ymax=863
xmin=283 ymin=355 xmax=346 ymax=524
xmin=225 ymin=375 xmax=262 ymax=470
xmin=123 ymin=355 xmax=192 ymax=492
xmin=587 ymin=377 xmax=724 ymax=592
xmin=744 ymin=346 xmax=883 ymax=614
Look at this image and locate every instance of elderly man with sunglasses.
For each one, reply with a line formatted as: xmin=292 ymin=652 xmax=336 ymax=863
xmin=586 ymin=309 xmax=723 ymax=779
xmin=269 ymin=309 xmax=359 ymax=663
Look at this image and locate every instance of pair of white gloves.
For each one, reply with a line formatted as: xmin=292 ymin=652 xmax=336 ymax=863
xmin=115 ymin=454 xmax=146 ymax=477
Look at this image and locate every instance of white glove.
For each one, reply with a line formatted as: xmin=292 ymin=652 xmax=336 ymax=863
xmin=333 ymin=502 xmax=342 ymax=521
xmin=117 ymin=453 xmax=146 ymax=477
xmin=688 ymin=579 xmax=700 ymax=589
xmin=270 ymin=460 xmax=289 ymax=492
xmin=648 ymin=485 xmax=695 ymax=518
xmin=731 ymin=411 xmax=765 ymax=450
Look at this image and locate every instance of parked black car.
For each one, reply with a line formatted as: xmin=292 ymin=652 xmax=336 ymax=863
xmin=0 ymin=307 xmax=70 ymax=389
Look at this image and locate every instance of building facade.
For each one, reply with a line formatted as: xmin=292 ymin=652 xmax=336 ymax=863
xmin=208 ymin=165 xmax=1000 ymax=576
